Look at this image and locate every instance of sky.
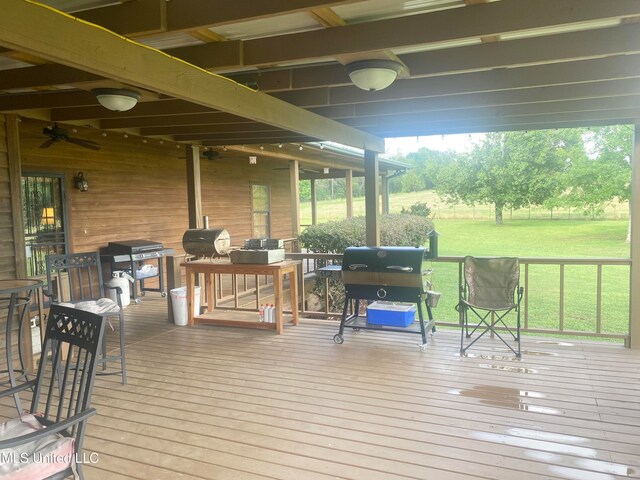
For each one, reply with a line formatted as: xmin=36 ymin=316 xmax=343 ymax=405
xmin=383 ymin=133 xmax=486 ymax=156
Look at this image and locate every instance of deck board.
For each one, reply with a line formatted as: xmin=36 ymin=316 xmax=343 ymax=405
xmin=2 ymin=295 xmax=640 ymax=479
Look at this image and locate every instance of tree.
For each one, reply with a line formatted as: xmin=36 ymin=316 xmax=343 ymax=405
xmin=545 ymin=125 xmax=632 ymax=219
xmin=436 ymin=129 xmax=582 ymax=224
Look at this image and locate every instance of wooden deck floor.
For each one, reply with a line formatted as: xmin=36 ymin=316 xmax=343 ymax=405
xmin=2 ymin=295 xmax=640 ymax=479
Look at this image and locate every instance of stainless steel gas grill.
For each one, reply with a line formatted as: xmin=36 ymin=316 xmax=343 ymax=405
xmin=102 ymin=240 xmax=175 ymax=303
xmin=334 ymin=245 xmax=437 ymax=350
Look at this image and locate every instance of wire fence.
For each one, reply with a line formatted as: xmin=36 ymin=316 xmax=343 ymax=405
xmin=300 ymin=191 xmax=629 ymax=224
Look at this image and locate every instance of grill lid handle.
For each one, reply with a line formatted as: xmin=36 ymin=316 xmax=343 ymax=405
xmin=348 ymin=263 xmax=368 ymax=270
xmin=386 ymin=265 xmax=413 ymax=272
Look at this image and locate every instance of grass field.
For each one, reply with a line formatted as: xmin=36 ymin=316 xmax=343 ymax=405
xmin=301 ymin=191 xmax=631 ymax=339
xmin=300 ymin=190 xmax=629 ymax=225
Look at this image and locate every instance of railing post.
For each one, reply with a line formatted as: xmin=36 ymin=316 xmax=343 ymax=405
xmin=629 ymin=124 xmax=640 ymax=348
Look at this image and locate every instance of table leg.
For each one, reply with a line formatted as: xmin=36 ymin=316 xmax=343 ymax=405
xmin=206 ymin=273 xmax=215 ymax=313
xmin=5 ymin=293 xmax=23 ymax=413
xmin=274 ymin=271 xmax=284 ymax=334
xmin=186 ymin=272 xmax=195 ymax=327
xmin=290 ymin=267 xmax=299 ymax=326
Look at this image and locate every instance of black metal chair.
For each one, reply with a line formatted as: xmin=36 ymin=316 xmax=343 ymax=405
xmin=0 ymin=305 xmax=105 ymax=479
xmin=458 ymin=256 xmax=523 ymax=357
xmin=45 ymin=252 xmax=127 ymax=384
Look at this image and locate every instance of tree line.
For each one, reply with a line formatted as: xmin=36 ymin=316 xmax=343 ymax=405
xmin=386 ymin=126 xmax=632 ymax=224
xmin=299 ymin=126 xmax=632 ymax=225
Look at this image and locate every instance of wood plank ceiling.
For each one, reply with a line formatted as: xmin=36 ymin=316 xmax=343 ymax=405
xmin=0 ymin=0 xmax=639 ymax=159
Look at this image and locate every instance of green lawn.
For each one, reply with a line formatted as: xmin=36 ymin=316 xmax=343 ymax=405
xmin=429 ymin=219 xmax=630 ymax=338
xmin=301 ymin=191 xmax=631 ymax=339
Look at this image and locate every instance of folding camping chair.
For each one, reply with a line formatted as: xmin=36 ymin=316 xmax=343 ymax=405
xmin=458 ymin=256 xmax=523 ymax=357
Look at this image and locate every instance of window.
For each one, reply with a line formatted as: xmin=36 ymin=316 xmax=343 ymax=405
xmin=251 ymin=184 xmax=270 ymax=238
xmin=21 ymin=174 xmax=68 ymax=277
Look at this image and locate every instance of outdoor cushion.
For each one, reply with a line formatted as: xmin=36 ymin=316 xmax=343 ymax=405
xmin=0 ymin=413 xmax=75 ymax=479
xmin=58 ymin=297 xmax=120 ymax=315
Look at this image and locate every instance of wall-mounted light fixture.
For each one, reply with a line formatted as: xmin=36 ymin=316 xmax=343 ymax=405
xmin=41 ymin=207 xmax=55 ymax=226
xmin=92 ymin=88 xmax=141 ymax=112
xmin=345 ymin=60 xmax=403 ymax=91
xmin=249 ymin=156 xmax=257 ymax=165
xmin=75 ymin=172 xmax=89 ymax=192
xmin=323 ymin=167 xmax=330 ymax=174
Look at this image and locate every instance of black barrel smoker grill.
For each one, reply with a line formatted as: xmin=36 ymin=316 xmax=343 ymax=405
xmin=334 ymin=244 xmax=438 ymax=350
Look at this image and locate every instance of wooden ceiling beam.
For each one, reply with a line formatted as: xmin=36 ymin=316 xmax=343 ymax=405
xmin=202 ymin=136 xmax=318 ymax=146
xmin=52 ymin=100 xmax=217 ymax=121
xmin=101 ymin=112 xmax=251 ymax=129
xmin=0 ymin=0 xmax=383 ymax=151
xmin=99 ymin=77 xmax=640 ymax=132
xmin=165 ymin=0 xmax=360 ymax=33
xmin=0 ymin=64 xmax=102 ymax=90
xmin=247 ymin=0 xmax=639 ymax=64
xmin=276 ymin=54 xmax=640 ymax=108
xmin=337 ymin=79 xmax=640 ymax=118
xmin=175 ymin=130 xmax=316 ymax=142
xmin=401 ymin=23 xmax=640 ymax=78
xmin=72 ymin=0 xmax=359 ymax=37
xmin=0 ymin=90 xmax=98 ymax=111
xmin=5 ymin=22 xmax=638 ymax=99
xmin=76 ymin=0 xmax=167 ymax=37
xmin=141 ymin=122 xmax=283 ymax=136
xmin=172 ymin=0 xmax=639 ymax=69
xmin=338 ymin=95 xmax=640 ymax=129
xmin=362 ymin=109 xmax=640 ymax=137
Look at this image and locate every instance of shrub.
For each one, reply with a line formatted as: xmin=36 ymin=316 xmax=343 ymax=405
xmin=401 ymin=201 xmax=432 ymax=218
xmin=298 ymin=214 xmax=435 ymax=314
xmin=298 ymin=213 xmax=435 ymax=253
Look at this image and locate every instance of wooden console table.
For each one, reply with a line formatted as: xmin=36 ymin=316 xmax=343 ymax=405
xmin=181 ymin=259 xmax=300 ymax=334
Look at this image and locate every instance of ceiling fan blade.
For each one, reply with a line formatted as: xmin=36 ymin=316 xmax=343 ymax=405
xmin=66 ymin=137 xmax=101 ymax=151
xmin=39 ymin=138 xmax=55 ymax=149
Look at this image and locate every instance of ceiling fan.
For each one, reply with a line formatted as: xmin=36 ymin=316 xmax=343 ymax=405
xmin=40 ymin=123 xmax=101 ymax=151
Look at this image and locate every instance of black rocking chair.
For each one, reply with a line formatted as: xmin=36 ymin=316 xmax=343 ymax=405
xmin=0 ymin=305 xmax=105 ymax=479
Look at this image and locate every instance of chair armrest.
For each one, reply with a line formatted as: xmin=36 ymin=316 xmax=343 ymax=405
xmin=103 ymin=285 xmax=123 ymax=295
xmin=0 ymin=379 xmax=37 ymax=399
xmin=0 ymin=408 xmax=97 ymax=449
xmin=103 ymin=285 xmax=124 ymax=309
xmin=43 ymin=289 xmax=58 ymax=302
xmin=517 ymin=286 xmax=524 ymax=303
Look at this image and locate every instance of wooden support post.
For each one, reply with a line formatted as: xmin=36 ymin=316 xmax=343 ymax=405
xmin=364 ymin=150 xmax=380 ymax=246
xmin=310 ymin=179 xmax=318 ymax=225
xmin=186 ymin=144 xmax=202 ymax=229
xmin=629 ymin=124 xmax=640 ymax=348
xmin=381 ymin=174 xmax=389 ymax=214
xmin=290 ymin=160 xmax=300 ymax=236
xmin=6 ymin=114 xmax=26 ymax=277
xmin=345 ymin=169 xmax=354 ymax=218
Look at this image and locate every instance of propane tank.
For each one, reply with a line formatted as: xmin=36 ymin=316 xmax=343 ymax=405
xmin=106 ymin=271 xmax=133 ymax=308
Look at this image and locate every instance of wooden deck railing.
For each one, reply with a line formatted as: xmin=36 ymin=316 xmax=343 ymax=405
xmin=286 ymin=252 xmax=631 ymax=344
xmin=168 ymin=251 xmax=630 ymax=344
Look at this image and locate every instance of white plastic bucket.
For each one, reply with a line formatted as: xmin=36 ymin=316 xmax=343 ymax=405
xmin=170 ymin=286 xmax=200 ymax=326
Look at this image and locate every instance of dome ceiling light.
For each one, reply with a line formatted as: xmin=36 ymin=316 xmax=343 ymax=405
xmin=345 ymin=60 xmax=403 ymax=92
xmin=92 ymin=88 xmax=141 ymax=111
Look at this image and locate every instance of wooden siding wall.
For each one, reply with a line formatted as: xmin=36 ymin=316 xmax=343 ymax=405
xmin=0 ymin=117 xmax=294 ymax=282
xmin=200 ymin=156 xmax=293 ymax=242
xmin=0 ymin=115 xmax=16 ymax=279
